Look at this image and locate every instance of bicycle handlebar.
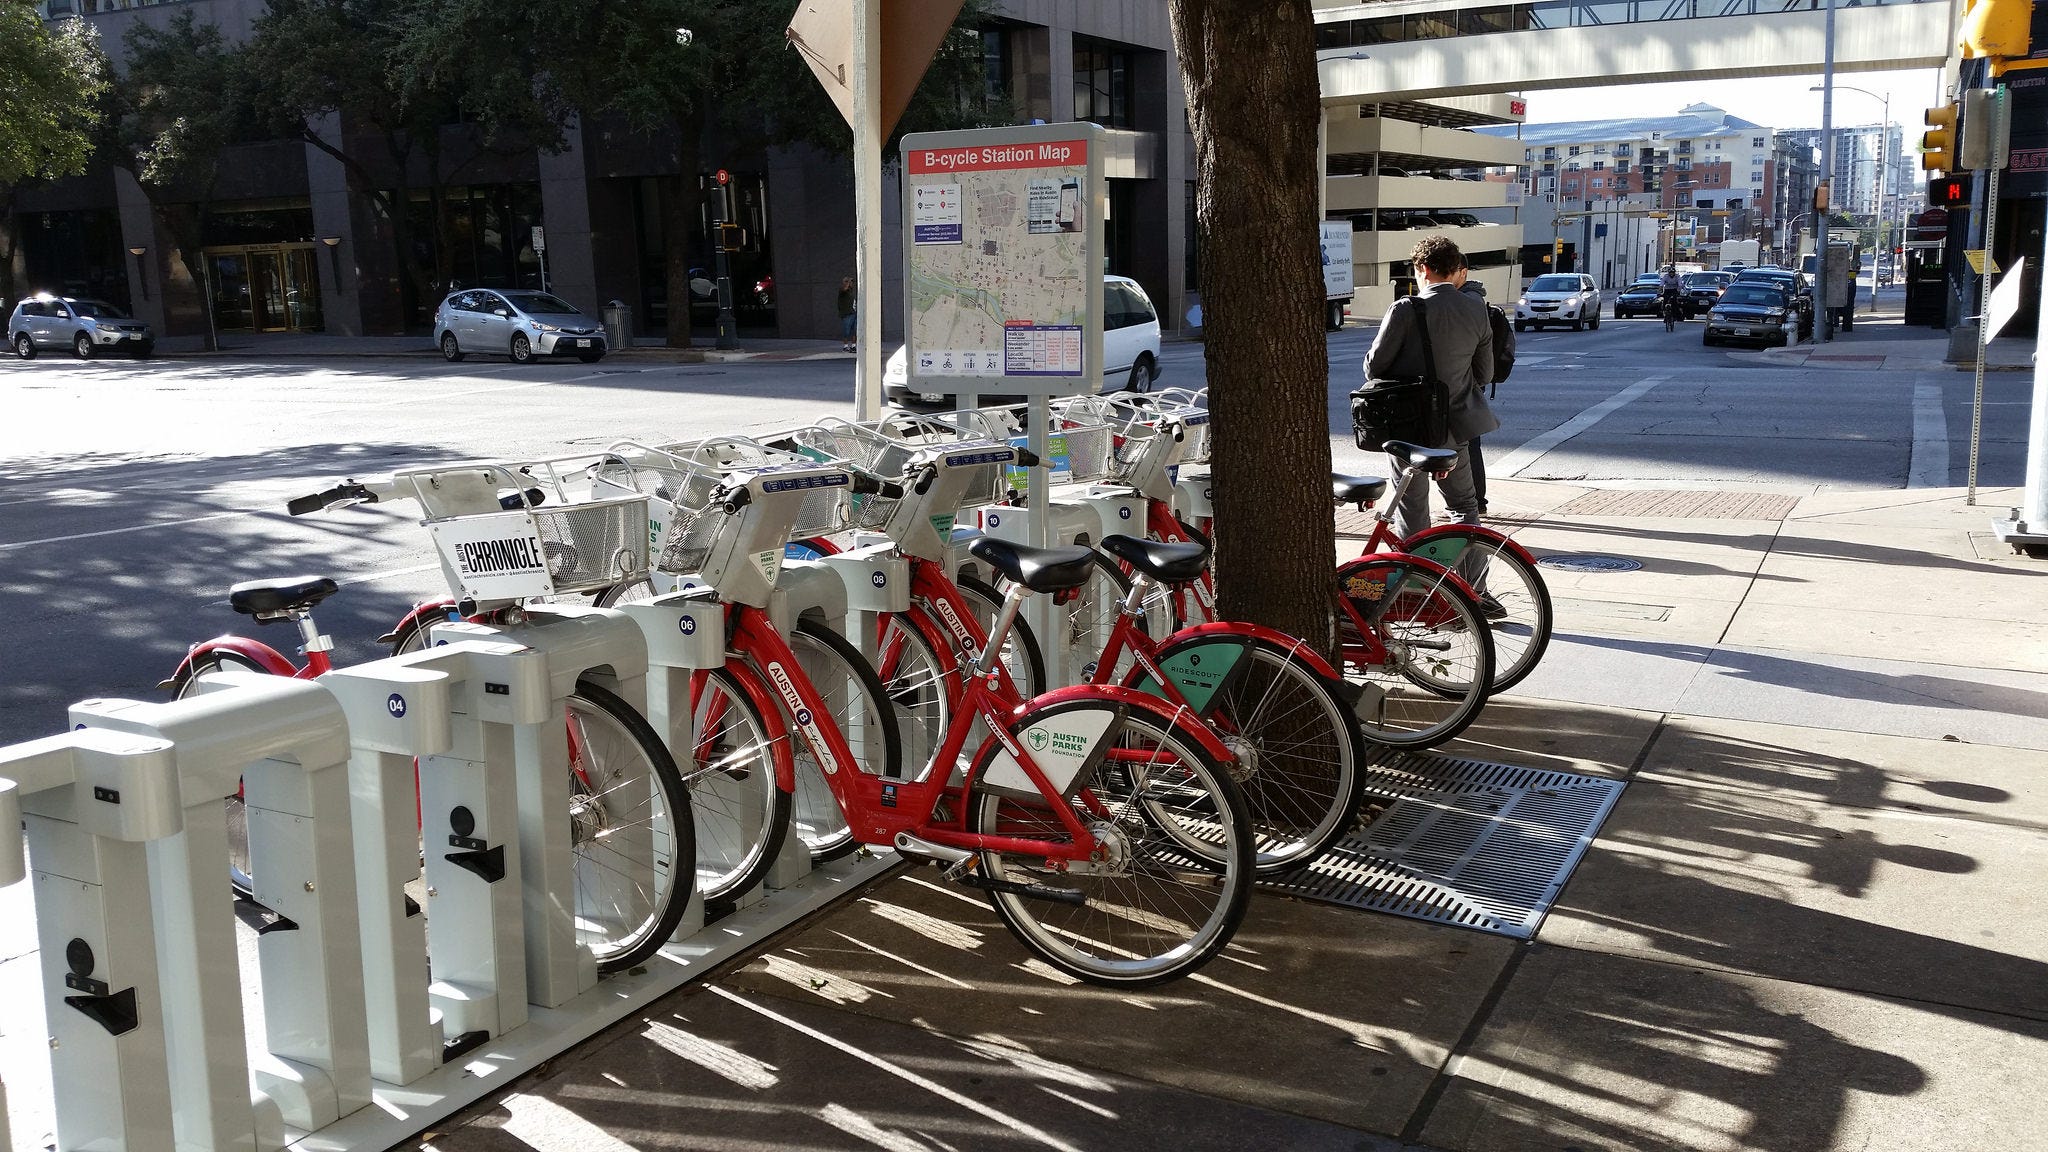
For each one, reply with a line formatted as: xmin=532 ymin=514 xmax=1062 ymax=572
xmin=288 ymin=482 xmax=378 ymax=517
xmin=851 ymin=474 xmax=906 ymax=500
xmin=500 ymin=488 xmax=547 ymax=511
xmin=1014 ymin=448 xmax=1041 ymax=467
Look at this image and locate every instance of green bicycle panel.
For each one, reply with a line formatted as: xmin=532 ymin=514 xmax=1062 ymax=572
xmin=1132 ymin=639 xmax=1245 ymax=713
xmin=1409 ymin=534 xmax=1472 ymax=566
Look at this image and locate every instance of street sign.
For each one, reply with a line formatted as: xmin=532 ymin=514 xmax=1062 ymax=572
xmin=786 ymin=0 xmax=964 ymax=138
xmin=715 ymin=169 xmax=730 ymax=186
xmin=530 ymin=226 xmax=545 ymax=254
xmin=1965 ymin=249 xmax=2002 ymax=275
xmin=1986 ymin=256 xmax=2027 ymax=338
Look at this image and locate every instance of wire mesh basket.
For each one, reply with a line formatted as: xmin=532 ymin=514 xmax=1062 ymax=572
xmin=417 ymin=460 xmax=651 ymax=602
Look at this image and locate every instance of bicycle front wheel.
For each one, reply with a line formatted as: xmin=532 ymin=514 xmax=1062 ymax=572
xmin=967 ymin=705 xmax=1254 ymax=987
xmin=1337 ymin=556 xmax=1495 ymax=749
xmin=564 ymin=678 xmax=693 ymax=971
xmin=685 ymin=666 xmax=790 ymax=908
xmin=1404 ymin=527 xmax=1553 ymax=693
xmin=785 ymin=618 xmax=901 ymax=863
xmin=1153 ymin=635 xmax=1366 ymax=875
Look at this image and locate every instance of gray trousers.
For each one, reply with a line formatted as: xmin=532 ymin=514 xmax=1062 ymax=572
xmin=1389 ymin=440 xmax=1489 ymax=594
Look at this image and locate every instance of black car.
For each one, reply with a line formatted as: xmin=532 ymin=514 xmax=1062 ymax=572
xmin=1614 ymin=276 xmax=1666 ymax=318
xmin=1682 ymin=272 xmax=1733 ymax=318
xmin=1702 ymin=282 xmax=1799 ymax=347
xmin=1732 ymin=268 xmax=1814 ymax=337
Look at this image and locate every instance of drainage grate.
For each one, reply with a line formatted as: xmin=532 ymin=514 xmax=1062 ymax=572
xmin=1537 ymin=554 xmax=1642 ymax=573
xmin=1261 ymin=752 xmax=1626 ymax=938
xmin=1552 ymin=489 xmax=1799 ymax=519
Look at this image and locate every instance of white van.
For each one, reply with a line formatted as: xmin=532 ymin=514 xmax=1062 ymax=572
xmin=885 ymin=275 xmax=1162 ymax=406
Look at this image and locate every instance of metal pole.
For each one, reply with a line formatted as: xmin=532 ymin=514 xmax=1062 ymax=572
xmin=851 ymin=0 xmax=884 ymax=420
xmin=1818 ymin=0 xmax=1836 ymax=341
xmin=1967 ymin=87 xmax=2006 ymax=506
xmin=2019 ymin=221 xmax=2048 ymax=533
xmin=1870 ymin=94 xmax=1885 ymax=313
xmin=712 ymin=195 xmax=737 ymax=350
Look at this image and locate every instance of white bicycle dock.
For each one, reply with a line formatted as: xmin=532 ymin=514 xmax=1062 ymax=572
xmin=0 ymin=612 xmax=892 ymax=1152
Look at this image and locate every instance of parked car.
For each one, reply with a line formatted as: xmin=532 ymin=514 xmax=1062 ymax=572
xmin=885 ymin=275 xmax=1161 ymax=406
xmin=1732 ymin=267 xmax=1814 ymax=337
xmin=1682 ymin=271 xmax=1734 ymax=318
xmin=1435 ymin=212 xmax=1482 ymax=227
xmin=1515 ymin=273 xmax=1601 ymax=331
xmin=435 ymin=288 xmax=606 ymax=364
xmin=9 ymin=294 xmax=153 ymax=359
xmin=1613 ymin=275 xmax=1666 ymax=318
xmin=1702 ymin=281 xmax=1800 ymax=347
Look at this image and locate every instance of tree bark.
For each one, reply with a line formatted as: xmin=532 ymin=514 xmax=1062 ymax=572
xmin=1167 ymin=0 xmax=1336 ymax=655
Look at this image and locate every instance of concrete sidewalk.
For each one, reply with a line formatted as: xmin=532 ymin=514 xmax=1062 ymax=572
xmin=416 ymin=479 xmax=2048 ymax=1152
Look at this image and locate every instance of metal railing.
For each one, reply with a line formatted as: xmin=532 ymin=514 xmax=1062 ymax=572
xmin=1316 ymin=0 xmax=1935 ymax=48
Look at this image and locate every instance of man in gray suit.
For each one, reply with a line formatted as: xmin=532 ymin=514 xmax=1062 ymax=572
xmin=1364 ymin=235 xmax=1503 ymax=613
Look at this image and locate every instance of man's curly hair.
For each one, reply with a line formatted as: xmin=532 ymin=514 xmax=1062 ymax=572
xmin=1410 ymin=235 xmax=1464 ymax=278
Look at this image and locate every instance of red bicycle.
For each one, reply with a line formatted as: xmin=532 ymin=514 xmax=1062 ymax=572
xmin=165 ymin=475 xmax=692 ymax=973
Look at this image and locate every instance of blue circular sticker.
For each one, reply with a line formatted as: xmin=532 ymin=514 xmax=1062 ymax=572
xmin=680 ymin=616 xmax=697 ymax=635
xmin=1119 ymin=506 xmax=1132 ymax=519
xmin=986 ymin=514 xmax=1000 ymax=528
xmin=387 ymin=693 xmax=408 ymax=718
xmin=795 ymin=708 xmax=813 ymax=726
xmin=871 ymin=571 xmax=887 ymax=587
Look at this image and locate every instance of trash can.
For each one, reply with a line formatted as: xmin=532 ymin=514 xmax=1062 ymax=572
xmin=601 ymin=300 xmax=633 ymax=351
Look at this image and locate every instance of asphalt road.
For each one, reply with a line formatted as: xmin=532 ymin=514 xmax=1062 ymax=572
xmin=0 ymin=300 xmax=2030 ymax=745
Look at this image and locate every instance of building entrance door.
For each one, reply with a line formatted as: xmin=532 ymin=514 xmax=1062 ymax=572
xmin=203 ymin=243 xmax=324 ymax=332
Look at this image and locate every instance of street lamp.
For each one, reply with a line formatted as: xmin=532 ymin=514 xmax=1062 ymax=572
xmin=1812 ymin=83 xmax=1891 ymax=312
xmin=319 ymin=236 xmax=343 ymax=289
xmin=127 ymin=246 xmax=148 ymax=301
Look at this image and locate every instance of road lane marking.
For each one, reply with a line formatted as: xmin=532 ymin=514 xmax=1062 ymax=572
xmin=1908 ymin=382 xmax=1949 ymax=488
xmin=1492 ymin=372 xmax=1674 ymax=479
xmin=0 ymin=510 xmax=260 ymax=551
xmin=705 ymin=984 xmax=1085 ymax=1152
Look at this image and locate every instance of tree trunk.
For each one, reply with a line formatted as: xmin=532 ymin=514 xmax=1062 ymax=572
xmin=662 ymin=106 xmax=707 ymax=349
xmin=1168 ymin=0 xmax=1336 ymax=655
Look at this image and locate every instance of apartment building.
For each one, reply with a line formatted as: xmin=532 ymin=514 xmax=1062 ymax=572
xmin=1477 ymin=104 xmax=1820 ymax=280
xmin=15 ymin=1 xmax=1196 ymax=342
xmin=1777 ymin=124 xmax=1914 ymax=228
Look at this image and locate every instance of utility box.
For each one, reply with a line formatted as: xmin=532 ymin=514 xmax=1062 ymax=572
xmin=602 ymin=300 xmax=633 ymax=351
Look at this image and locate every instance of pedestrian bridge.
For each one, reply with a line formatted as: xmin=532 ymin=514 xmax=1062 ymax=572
xmin=1315 ymin=0 xmax=1957 ymax=102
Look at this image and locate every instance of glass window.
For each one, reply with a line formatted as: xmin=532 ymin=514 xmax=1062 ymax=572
xmin=501 ymin=291 xmax=582 ymax=315
xmin=67 ymin=300 xmax=128 ymax=318
xmin=1073 ymin=36 xmax=1133 ymax=129
xmin=978 ymin=25 xmax=1010 ymax=105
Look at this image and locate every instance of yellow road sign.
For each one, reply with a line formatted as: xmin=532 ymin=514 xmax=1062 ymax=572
xmin=1965 ymin=249 xmax=2002 ymax=275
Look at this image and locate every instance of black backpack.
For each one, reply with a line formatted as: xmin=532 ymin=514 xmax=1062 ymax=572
xmin=1486 ymin=303 xmax=1515 ymax=392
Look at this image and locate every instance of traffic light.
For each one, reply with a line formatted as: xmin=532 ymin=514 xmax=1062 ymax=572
xmin=1928 ymin=174 xmax=1973 ymax=205
xmin=1922 ymin=103 xmax=1959 ymax=173
xmin=1812 ymin=180 xmax=1831 ymax=213
xmin=1552 ymin=238 xmax=1565 ymax=255
xmin=1960 ymin=0 xmax=2033 ymax=60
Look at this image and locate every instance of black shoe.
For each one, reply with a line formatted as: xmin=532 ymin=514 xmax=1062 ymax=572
xmin=1476 ymin=592 xmax=1510 ymax=621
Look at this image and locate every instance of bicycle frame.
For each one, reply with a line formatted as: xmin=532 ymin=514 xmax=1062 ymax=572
xmin=875 ymin=556 xmax=1029 ymax=706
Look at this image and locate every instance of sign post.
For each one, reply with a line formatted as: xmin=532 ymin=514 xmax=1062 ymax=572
xmin=531 ymin=225 xmax=547 ymax=293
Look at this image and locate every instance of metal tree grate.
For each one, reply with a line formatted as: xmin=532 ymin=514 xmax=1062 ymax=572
xmin=1260 ymin=752 xmax=1626 ymax=938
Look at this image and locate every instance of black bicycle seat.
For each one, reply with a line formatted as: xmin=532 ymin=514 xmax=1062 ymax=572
xmin=1100 ymin=535 xmax=1208 ymax=585
xmin=1381 ymin=442 xmax=1460 ymax=475
xmin=229 ymin=576 xmax=339 ymax=619
xmin=968 ymin=536 xmax=1097 ymax=594
xmin=1331 ymin=472 xmax=1389 ymax=505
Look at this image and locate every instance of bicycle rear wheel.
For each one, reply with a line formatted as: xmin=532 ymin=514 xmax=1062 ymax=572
xmin=564 ymin=678 xmax=694 ymax=971
xmin=967 ymin=703 xmax=1254 ymax=987
xmin=1150 ymin=634 xmax=1366 ymax=875
xmin=1402 ymin=528 xmax=1553 ymax=693
xmin=1337 ymin=556 xmax=1494 ymax=749
xmin=785 ymin=618 xmax=900 ymax=863
xmin=685 ymin=666 xmax=790 ymax=908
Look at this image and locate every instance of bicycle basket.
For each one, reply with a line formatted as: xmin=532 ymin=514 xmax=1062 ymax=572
xmin=426 ymin=488 xmax=650 ymax=602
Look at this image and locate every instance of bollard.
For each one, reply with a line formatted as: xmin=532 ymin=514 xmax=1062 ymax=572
xmin=0 ymin=727 xmax=180 ymax=1152
xmin=316 ymin=652 xmax=456 ymax=1083
xmin=72 ymin=675 xmax=365 ymax=1139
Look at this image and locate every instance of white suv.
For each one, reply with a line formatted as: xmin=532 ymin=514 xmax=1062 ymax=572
xmin=9 ymin=294 xmax=155 ymax=359
xmin=885 ymin=275 xmax=1162 ymax=406
xmin=1515 ymin=273 xmax=1601 ymax=332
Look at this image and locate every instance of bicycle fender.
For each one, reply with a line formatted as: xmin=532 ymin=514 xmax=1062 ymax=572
xmin=160 ymin=635 xmax=298 ymax=690
xmin=1404 ymin=524 xmax=1539 ymax=570
xmin=378 ymin=599 xmax=459 ymax=647
xmin=1015 ymin=683 xmax=1235 ymax=767
xmin=1334 ymin=550 xmax=1481 ymax=601
xmin=1148 ymin=621 xmax=1346 ymax=686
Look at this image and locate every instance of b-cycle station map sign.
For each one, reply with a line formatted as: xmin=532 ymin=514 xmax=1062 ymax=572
xmin=900 ymin=122 xmax=1105 ymax=396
